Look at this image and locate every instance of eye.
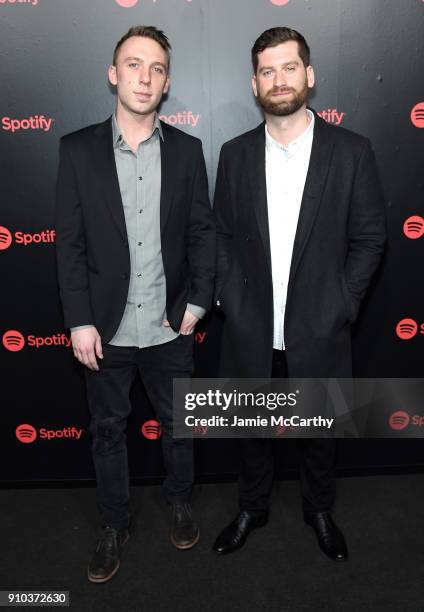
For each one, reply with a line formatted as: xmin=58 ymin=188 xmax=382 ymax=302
xmin=286 ymin=65 xmax=296 ymax=72
xmin=128 ymin=62 xmax=139 ymax=69
xmin=262 ymin=69 xmax=273 ymax=77
xmin=153 ymin=66 xmax=165 ymax=74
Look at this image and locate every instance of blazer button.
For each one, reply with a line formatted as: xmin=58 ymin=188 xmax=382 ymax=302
xmin=243 ymin=278 xmax=248 ymax=285
xmin=122 ymin=273 xmax=128 ymax=280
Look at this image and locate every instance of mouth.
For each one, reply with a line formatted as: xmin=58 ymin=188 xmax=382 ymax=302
xmin=133 ymin=91 xmax=152 ymax=101
xmin=270 ymin=89 xmax=293 ymax=97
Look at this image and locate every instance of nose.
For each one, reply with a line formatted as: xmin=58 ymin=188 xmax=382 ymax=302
xmin=138 ymin=66 xmax=151 ymax=85
xmin=274 ymin=68 xmax=287 ymax=88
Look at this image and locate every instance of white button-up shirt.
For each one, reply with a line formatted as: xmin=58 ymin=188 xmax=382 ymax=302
xmin=265 ymin=109 xmax=315 ymax=350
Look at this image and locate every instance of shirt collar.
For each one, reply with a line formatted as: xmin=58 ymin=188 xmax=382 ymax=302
xmin=265 ymin=108 xmax=314 ymax=156
xmin=112 ymin=112 xmax=164 ymax=148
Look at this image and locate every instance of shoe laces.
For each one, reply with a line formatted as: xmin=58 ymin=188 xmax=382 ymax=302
xmin=96 ymin=527 xmax=118 ymax=552
xmin=174 ymin=502 xmax=193 ymax=523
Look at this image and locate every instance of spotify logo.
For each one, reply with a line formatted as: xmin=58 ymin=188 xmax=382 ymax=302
xmin=411 ymin=102 xmax=424 ymax=128
xmin=0 ymin=226 xmax=12 ymax=250
xmin=2 ymin=330 xmax=25 ymax=352
xmin=388 ymin=411 xmax=410 ymax=431
xmin=115 ymin=0 xmax=138 ymax=7
xmin=403 ymin=216 xmax=424 ymax=239
xmin=16 ymin=424 xmax=37 ymax=444
xmin=115 ymin=0 xmax=192 ymax=5
xmin=395 ymin=319 xmax=418 ymax=340
xmin=141 ymin=420 xmax=162 ymax=440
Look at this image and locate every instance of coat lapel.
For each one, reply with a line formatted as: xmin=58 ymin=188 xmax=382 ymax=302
xmin=288 ymin=113 xmax=335 ymax=287
xmin=93 ymin=118 xmax=127 ymax=241
xmin=247 ymin=122 xmax=272 ymax=271
xmin=159 ymin=122 xmax=177 ymax=234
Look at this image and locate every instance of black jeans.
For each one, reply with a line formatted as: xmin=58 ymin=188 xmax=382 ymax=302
xmin=84 ymin=334 xmax=194 ymax=530
xmin=238 ymin=349 xmax=336 ymax=517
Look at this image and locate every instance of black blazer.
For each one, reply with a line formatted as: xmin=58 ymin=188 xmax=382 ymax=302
xmin=55 ymin=117 xmax=215 ymax=342
xmin=214 ymin=111 xmax=386 ymax=377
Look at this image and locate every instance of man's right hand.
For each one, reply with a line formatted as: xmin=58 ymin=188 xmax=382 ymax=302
xmin=71 ymin=327 xmax=103 ymax=371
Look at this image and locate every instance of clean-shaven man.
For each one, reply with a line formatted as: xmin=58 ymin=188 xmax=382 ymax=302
xmin=55 ymin=26 xmax=215 ymax=582
xmin=213 ymin=27 xmax=386 ymax=561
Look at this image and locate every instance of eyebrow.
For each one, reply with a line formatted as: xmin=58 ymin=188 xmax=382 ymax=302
xmin=123 ymin=56 xmax=167 ymax=69
xmin=259 ymin=60 xmax=300 ymax=71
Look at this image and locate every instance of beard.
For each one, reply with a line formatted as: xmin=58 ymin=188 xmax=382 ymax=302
xmin=257 ymin=78 xmax=309 ymax=116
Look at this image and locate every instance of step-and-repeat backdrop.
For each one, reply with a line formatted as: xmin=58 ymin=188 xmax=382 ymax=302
xmin=1 ymin=0 xmax=423 ymax=482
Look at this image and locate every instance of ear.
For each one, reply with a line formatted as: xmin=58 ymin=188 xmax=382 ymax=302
xmin=108 ymin=64 xmax=117 ymax=86
xmin=306 ymin=65 xmax=315 ymax=89
xmin=251 ymin=74 xmax=258 ymax=98
xmin=163 ymin=75 xmax=170 ymax=95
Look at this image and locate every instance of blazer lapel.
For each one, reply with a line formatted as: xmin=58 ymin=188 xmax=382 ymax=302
xmin=247 ymin=123 xmax=272 ymax=271
xmin=288 ymin=113 xmax=335 ymax=287
xmin=159 ymin=122 xmax=177 ymax=234
xmin=93 ymin=118 xmax=127 ymax=241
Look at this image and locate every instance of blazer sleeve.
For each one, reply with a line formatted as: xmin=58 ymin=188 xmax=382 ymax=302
xmin=55 ymin=137 xmax=94 ymax=328
xmin=185 ymin=141 xmax=216 ymax=310
xmin=213 ymin=144 xmax=234 ymax=303
xmin=344 ymin=139 xmax=387 ymax=317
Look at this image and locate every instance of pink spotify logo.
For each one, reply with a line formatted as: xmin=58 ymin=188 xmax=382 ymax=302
xmin=270 ymin=0 xmax=290 ymax=5
xmin=115 ymin=0 xmax=193 ymax=6
xmin=115 ymin=0 xmax=138 ymax=6
xmin=388 ymin=411 xmax=410 ymax=431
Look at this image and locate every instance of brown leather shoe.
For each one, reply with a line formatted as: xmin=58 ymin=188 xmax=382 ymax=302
xmin=87 ymin=526 xmax=129 ymax=583
xmin=170 ymin=502 xmax=200 ymax=550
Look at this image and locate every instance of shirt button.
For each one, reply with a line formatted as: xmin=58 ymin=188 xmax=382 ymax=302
xmin=138 ymin=242 xmax=142 ymax=246
xmin=137 ymin=273 xmax=142 ymax=278
xmin=139 ymin=209 xmax=143 ymax=214
xmin=137 ymin=304 xmax=142 ymax=308
xmin=138 ymin=176 xmax=143 ymax=181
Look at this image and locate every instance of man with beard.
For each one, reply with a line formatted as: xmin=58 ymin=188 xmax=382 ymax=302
xmin=212 ymin=27 xmax=386 ymax=560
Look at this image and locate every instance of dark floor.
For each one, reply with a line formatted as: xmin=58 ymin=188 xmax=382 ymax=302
xmin=2 ymin=474 xmax=424 ymax=612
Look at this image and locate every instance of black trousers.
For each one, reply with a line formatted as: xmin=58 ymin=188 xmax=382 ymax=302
xmin=84 ymin=334 xmax=194 ymax=530
xmin=238 ymin=349 xmax=336 ymax=517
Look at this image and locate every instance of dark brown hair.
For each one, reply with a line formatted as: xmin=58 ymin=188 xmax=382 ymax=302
xmin=113 ymin=26 xmax=171 ymax=67
xmin=251 ymin=27 xmax=310 ymax=72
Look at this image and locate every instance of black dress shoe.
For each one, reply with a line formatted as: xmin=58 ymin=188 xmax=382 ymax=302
xmin=213 ymin=510 xmax=268 ymax=555
xmin=170 ymin=502 xmax=200 ymax=550
xmin=304 ymin=512 xmax=348 ymax=561
xmin=87 ymin=526 xmax=129 ymax=583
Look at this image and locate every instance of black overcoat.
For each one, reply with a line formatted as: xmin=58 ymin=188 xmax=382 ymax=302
xmin=214 ymin=111 xmax=386 ymax=378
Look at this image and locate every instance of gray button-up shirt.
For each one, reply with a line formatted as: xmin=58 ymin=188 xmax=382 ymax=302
xmin=109 ymin=113 xmax=179 ymax=347
xmin=72 ymin=114 xmax=205 ymax=345
xmin=110 ymin=114 xmax=205 ymax=348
